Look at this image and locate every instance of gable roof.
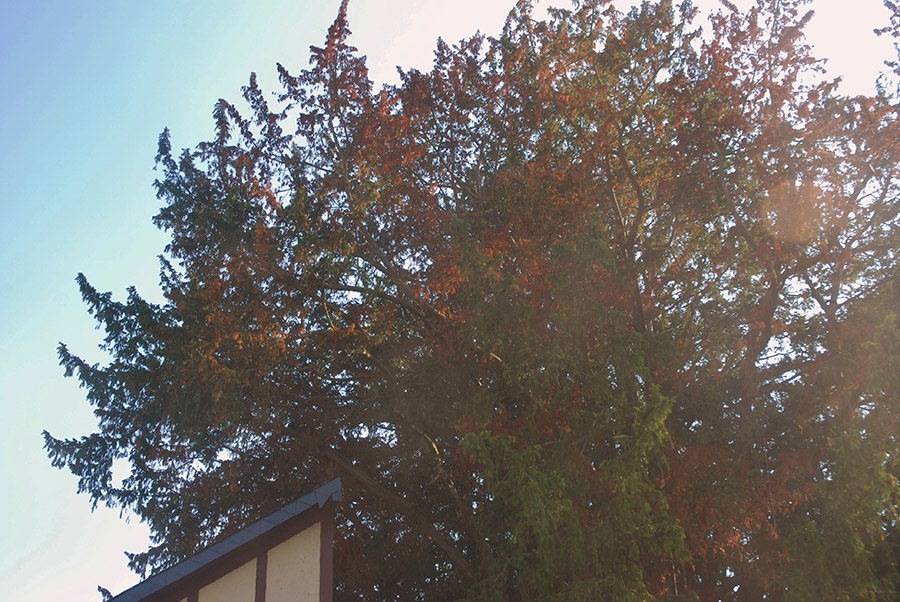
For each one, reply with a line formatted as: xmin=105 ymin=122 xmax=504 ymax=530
xmin=109 ymin=478 xmax=341 ymax=602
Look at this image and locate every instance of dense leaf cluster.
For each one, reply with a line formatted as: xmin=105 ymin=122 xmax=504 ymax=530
xmin=47 ymin=0 xmax=900 ymax=599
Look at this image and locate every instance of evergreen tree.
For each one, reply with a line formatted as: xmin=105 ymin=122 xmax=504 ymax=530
xmin=46 ymin=1 xmax=900 ymax=598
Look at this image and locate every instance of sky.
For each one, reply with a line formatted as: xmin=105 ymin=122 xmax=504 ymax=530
xmin=0 ymin=0 xmax=894 ymax=600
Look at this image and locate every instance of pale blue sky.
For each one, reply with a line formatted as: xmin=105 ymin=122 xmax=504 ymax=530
xmin=0 ymin=1 xmax=893 ymax=600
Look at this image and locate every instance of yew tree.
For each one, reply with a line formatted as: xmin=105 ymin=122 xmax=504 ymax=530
xmin=46 ymin=0 xmax=900 ymax=599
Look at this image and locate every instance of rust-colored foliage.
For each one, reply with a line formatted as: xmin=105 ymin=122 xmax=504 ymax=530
xmin=46 ymin=0 xmax=900 ymax=599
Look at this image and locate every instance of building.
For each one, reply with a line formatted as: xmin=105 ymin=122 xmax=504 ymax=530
xmin=108 ymin=478 xmax=341 ymax=602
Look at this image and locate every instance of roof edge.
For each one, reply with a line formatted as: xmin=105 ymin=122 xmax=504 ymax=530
xmin=109 ymin=477 xmax=341 ymax=602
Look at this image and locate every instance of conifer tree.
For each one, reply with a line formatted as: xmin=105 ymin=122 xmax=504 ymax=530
xmin=46 ymin=1 xmax=900 ymax=599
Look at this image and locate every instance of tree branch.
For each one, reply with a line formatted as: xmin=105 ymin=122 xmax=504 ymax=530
xmin=323 ymin=449 xmax=477 ymax=582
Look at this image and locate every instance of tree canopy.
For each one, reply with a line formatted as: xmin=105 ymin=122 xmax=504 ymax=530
xmin=46 ymin=0 xmax=900 ymax=599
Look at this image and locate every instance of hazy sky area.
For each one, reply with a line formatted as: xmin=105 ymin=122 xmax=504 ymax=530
xmin=0 ymin=0 xmax=894 ymax=600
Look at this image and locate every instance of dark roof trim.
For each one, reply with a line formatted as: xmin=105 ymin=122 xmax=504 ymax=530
xmin=110 ymin=478 xmax=341 ymax=602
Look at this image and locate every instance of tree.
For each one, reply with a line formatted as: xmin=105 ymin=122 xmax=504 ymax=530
xmin=46 ymin=0 xmax=900 ymax=599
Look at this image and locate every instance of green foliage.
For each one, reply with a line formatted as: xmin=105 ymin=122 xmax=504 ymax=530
xmin=45 ymin=0 xmax=900 ymax=599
